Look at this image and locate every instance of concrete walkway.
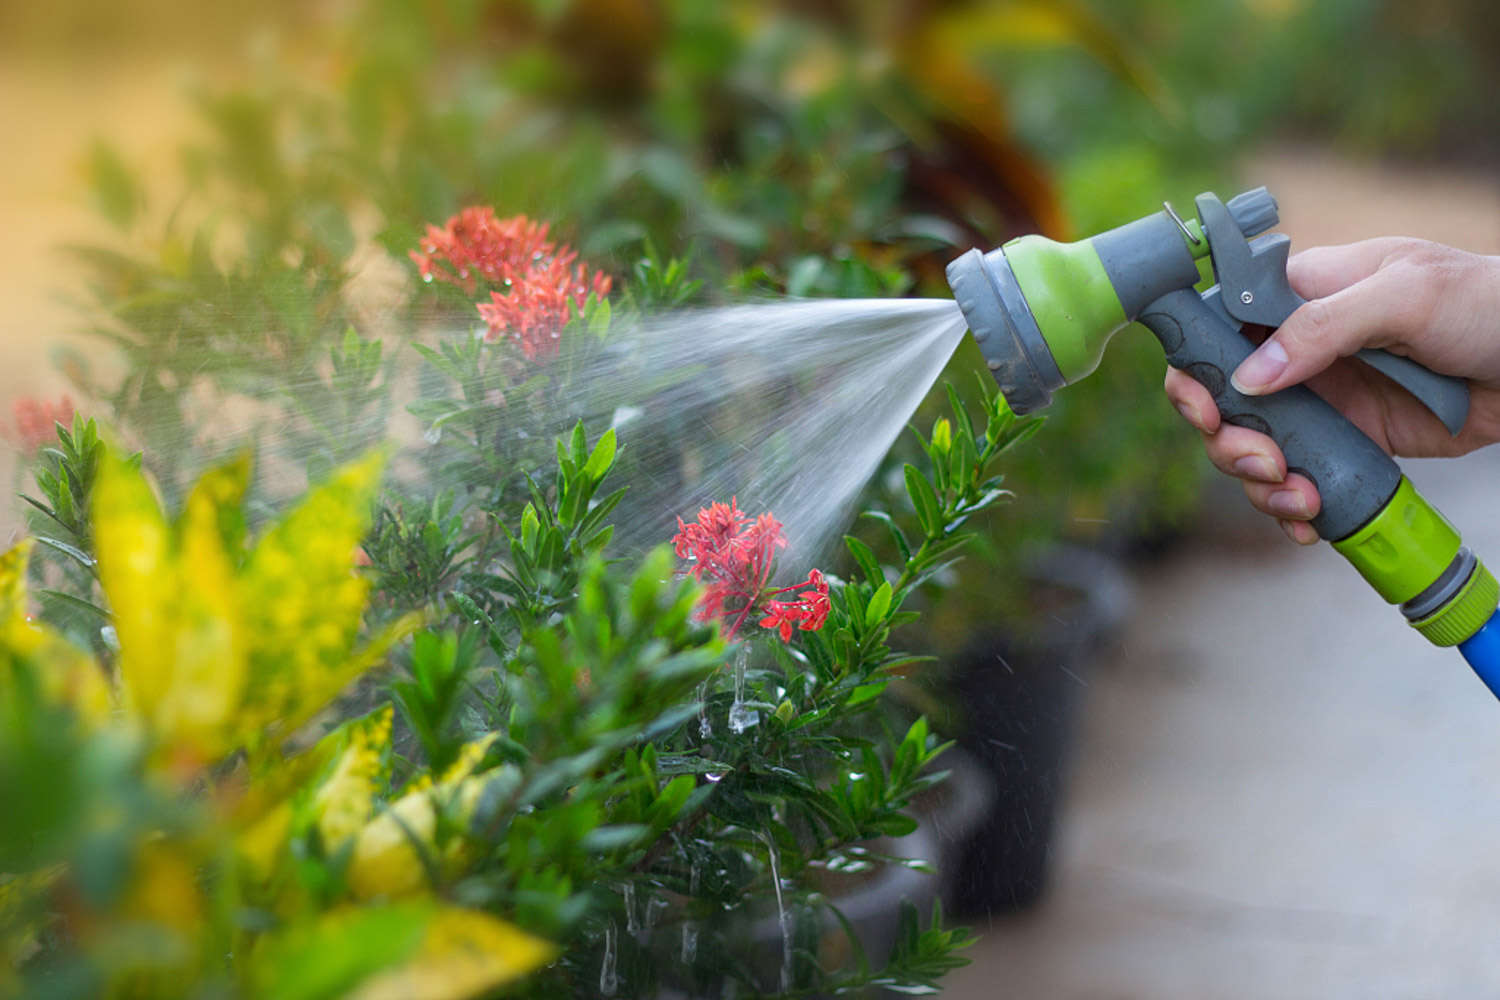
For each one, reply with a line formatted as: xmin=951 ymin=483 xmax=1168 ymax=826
xmin=943 ymin=156 xmax=1500 ymax=998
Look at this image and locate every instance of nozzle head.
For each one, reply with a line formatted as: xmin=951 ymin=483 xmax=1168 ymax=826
xmin=945 ymin=247 xmax=1064 ymax=414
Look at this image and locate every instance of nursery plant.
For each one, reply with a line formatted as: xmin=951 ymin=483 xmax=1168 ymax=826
xmin=3 ymin=320 xmax=1037 ymax=995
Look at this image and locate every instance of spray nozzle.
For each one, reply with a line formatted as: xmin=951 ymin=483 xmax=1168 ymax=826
xmin=943 ymin=186 xmax=1495 ymax=663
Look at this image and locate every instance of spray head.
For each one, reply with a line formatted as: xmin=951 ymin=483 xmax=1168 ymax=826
xmin=947 ymin=189 xmax=1278 ymax=414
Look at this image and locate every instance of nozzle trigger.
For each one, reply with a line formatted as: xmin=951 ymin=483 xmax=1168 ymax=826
xmin=1198 ymin=191 xmax=1471 ymax=437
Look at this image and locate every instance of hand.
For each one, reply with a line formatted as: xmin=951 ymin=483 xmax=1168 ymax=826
xmin=1165 ymin=237 xmax=1500 ymax=545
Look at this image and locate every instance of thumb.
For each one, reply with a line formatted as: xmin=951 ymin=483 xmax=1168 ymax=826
xmin=1231 ymin=270 xmax=1405 ymax=396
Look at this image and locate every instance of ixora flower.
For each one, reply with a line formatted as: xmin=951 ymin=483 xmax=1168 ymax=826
xmin=409 ymin=206 xmax=611 ymax=362
xmin=7 ymin=395 xmax=74 ymax=453
xmin=671 ymin=499 xmax=831 ymax=641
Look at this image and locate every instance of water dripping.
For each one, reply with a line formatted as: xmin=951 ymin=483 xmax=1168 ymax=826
xmin=645 ymin=896 xmax=668 ymax=937
xmin=697 ymin=681 xmax=713 ymax=739
xmin=599 ymin=922 xmax=618 ymax=996
xmin=682 ymin=862 xmax=701 ymax=963
xmin=727 ymin=647 xmax=759 ymax=734
xmin=763 ymin=833 xmax=792 ymax=993
xmin=623 ymin=883 xmax=639 ymax=937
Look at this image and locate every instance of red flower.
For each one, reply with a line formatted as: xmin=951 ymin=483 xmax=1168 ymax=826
xmin=476 ymin=251 xmax=612 ymax=361
xmin=759 ymin=569 xmax=832 ymax=642
xmin=409 ymin=208 xmax=552 ymax=295
xmin=410 ymin=207 xmax=611 ymax=362
xmin=671 ymin=500 xmax=829 ymax=643
xmin=7 ymin=396 xmax=73 ymax=454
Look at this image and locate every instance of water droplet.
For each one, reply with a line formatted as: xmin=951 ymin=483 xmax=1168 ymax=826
xmin=704 ymin=772 xmax=724 ymax=783
xmin=623 ymin=883 xmax=639 ymax=937
xmin=727 ymin=647 xmax=759 ymax=734
xmin=764 ymin=833 xmax=793 ymax=992
xmin=646 ymin=896 xmax=668 ymax=932
xmin=423 ymin=425 xmax=442 ymax=444
xmin=422 ymin=272 xmax=433 ymax=283
xmin=728 ymin=701 xmax=759 ymax=734
xmin=599 ymin=923 xmax=618 ymax=996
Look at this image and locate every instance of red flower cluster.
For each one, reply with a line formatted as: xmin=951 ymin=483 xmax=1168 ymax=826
xmin=7 ymin=395 xmax=73 ymax=454
xmin=409 ymin=207 xmax=611 ymax=362
xmin=760 ymin=569 xmax=831 ymax=641
xmin=672 ymin=499 xmax=831 ymax=642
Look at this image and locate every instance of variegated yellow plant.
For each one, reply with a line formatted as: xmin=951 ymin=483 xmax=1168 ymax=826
xmin=0 ymin=451 xmax=556 ymax=998
xmin=91 ymin=449 xmax=415 ymax=769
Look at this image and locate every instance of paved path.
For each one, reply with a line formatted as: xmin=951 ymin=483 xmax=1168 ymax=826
xmin=943 ymin=156 xmax=1500 ymax=998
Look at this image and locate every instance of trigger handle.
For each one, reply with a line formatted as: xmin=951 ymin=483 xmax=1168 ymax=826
xmin=1199 ymin=191 xmax=1471 ymax=437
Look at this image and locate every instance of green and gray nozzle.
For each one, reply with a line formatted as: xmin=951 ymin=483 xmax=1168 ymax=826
xmin=946 ymin=188 xmax=1497 ymax=652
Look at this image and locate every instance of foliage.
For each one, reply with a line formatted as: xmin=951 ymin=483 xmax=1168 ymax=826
xmin=0 ymin=375 xmax=1049 ymax=994
xmin=0 ymin=454 xmax=560 ymax=998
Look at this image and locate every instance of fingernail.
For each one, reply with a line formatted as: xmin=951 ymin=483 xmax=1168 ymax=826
xmin=1175 ymin=400 xmax=1201 ymax=428
xmin=1231 ymin=339 xmax=1289 ymax=395
xmin=1280 ymin=519 xmax=1318 ymax=546
xmin=1232 ymin=454 xmax=1281 ymax=482
xmin=1268 ymin=489 xmax=1311 ymax=518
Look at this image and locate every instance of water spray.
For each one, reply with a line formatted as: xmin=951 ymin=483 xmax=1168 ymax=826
xmin=946 ymin=187 xmax=1500 ymax=694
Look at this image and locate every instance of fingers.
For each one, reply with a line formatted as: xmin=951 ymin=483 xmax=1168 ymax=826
xmin=1167 ymin=364 xmax=1323 ymax=546
xmin=1166 ymin=367 xmax=1286 ymax=481
xmin=1163 ymin=366 xmax=1220 ymax=433
xmin=1243 ymin=471 xmax=1321 ymax=524
xmin=1284 ymin=239 xmax=1408 ymax=299
xmin=1231 ymin=264 xmax=1421 ymax=396
xmin=1278 ymin=519 xmax=1319 ymax=546
xmin=1202 ymin=423 xmax=1285 ymax=482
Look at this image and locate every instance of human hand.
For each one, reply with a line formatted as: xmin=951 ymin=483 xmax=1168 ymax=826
xmin=1165 ymin=238 xmax=1500 ymax=544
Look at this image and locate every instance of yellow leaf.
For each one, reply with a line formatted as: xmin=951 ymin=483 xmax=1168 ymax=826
xmin=0 ymin=539 xmax=32 ymax=624
xmin=405 ymin=732 xmax=499 ymax=795
xmin=349 ymin=907 xmax=555 ymax=1000
xmin=93 ymin=451 xmax=174 ymax=724
xmin=315 ymin=706 xmax=394 ymax=848
xmin=345 ymin=789 xmax=439 ymax=900
xmin=92 ymin=454 xmax=252 ymax=761
xmin=163 ymin=457 xmax=250 ymax=751
xmin=345 ymin=769 xmax=494 ymax=901
xmin=238 ymin=452 xmax=387 ymax=736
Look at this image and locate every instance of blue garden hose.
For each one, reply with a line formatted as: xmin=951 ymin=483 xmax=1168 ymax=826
xmin=1460 ymin=609 xmax=1500 ymax=698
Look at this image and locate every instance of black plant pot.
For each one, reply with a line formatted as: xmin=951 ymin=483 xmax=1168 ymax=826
xmin=940 ymin=545 xmax=1132 ymax=917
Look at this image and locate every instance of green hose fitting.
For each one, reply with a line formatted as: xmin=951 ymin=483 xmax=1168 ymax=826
xmin=1331 ymin=477 xmax=1460 ymax=604
xmin=1331 ymin=476 xmax=1494 ymax=647
xmin=1411 ymin=561 xmax=1499 ymax=647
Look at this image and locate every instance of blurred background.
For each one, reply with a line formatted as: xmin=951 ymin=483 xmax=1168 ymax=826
xmin=3 ymin=1 xmax=1499 ymax=995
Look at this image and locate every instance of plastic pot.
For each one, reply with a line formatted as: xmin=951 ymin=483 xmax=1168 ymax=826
xmin=941 ymin=544 xmax=1132 ymax=916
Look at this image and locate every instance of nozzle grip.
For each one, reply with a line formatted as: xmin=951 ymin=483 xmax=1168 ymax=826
xmin=1140 ymin=287 xmax=1400 ymax=541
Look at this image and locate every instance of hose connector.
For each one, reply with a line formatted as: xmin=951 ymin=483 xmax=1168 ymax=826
xmin=1405 ymin=555 xmax=1500 ymax=647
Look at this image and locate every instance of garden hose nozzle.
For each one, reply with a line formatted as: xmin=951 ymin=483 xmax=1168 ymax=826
xmin=946 ymin=188 xmax=1500 ymax=687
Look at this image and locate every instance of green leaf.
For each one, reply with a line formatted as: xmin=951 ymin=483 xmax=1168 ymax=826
xmin=843 ymin=535 xmax=883 ymax=587
xmin=569 ymin=421 xmax=588 ymax=469
xmin=903 ymin=465 xmax=942 ymax=538
xmin=865 ymin=582 xmax=892 ymax=628
xmin=581 ymin=428 xmax=616 ymax=484
xmin=34 ymin=536 xmax=95 ymax=572
xmin=587 ymin=295 xmax=612 ymax=335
